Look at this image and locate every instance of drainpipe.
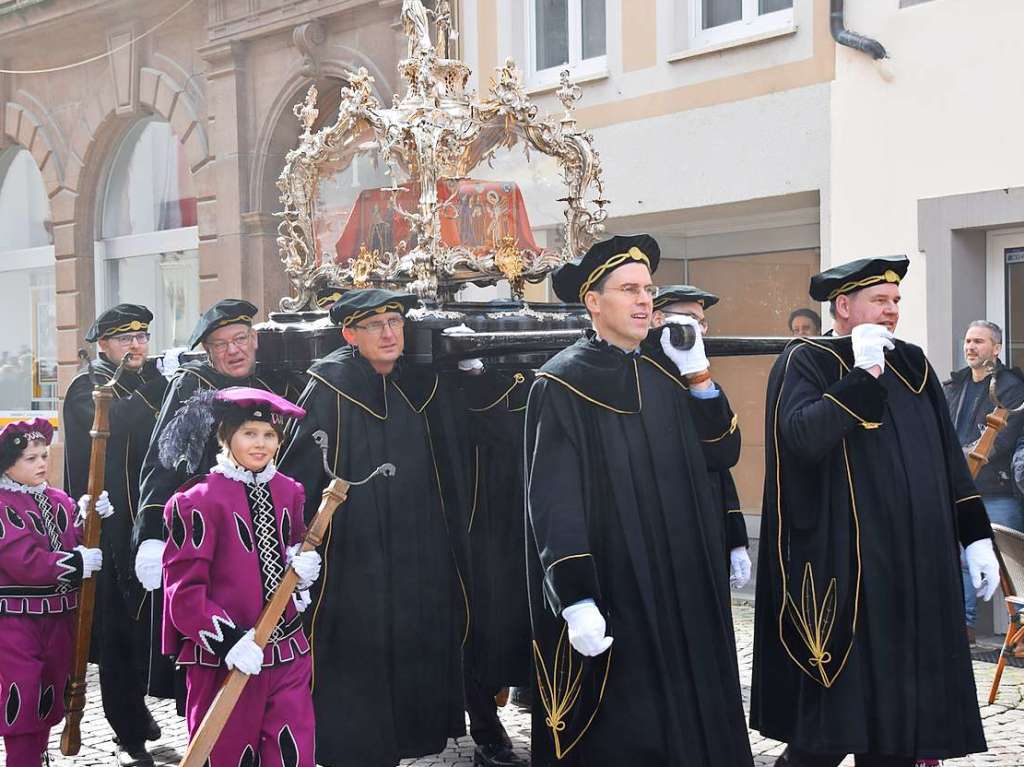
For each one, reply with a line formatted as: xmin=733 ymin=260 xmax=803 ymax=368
xmin=830 ymin=0 xmax=887 ymax=60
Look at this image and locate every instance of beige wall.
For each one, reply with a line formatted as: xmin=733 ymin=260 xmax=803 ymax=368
xmin=828 ymin=0 xmax=1024 ymax=354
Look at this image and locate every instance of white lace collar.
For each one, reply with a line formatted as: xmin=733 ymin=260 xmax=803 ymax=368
xmin=210 ymin=451 xmax=276 ymax=486
xmin=0 ymin=474 xmax=48 ymax=494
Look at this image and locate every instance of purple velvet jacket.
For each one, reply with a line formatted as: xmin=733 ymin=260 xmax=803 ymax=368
xmin=162 ymin=461 xmax=308 ymax=668
xmin=0 ymin=482 xmax=84 ymax=615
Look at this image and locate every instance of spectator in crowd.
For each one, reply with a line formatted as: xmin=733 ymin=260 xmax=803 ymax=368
xmin=944 ymin=320 xmax=1024 ymax=644
xmin=788 ymin=307 xmax=821 ymax=337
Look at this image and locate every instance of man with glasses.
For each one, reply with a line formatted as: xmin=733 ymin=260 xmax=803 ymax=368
xmin=133 ymin=300 xmax=283 ymax=595
xmin=63 ymin=304 xmax=171 ymax=766
xmin=279 ymin=288 xmax=473 ymax=767
xmin=525 ymin=236 xmax=751 ymax=766
xmin=650 ymin=285 xmax=752 ymax=592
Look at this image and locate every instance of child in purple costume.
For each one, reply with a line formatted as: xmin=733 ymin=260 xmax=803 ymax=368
xmin=0 ymin=417 xmax=109 ymax=766
xmin=159 ymin=387 xmax=321 ymax=767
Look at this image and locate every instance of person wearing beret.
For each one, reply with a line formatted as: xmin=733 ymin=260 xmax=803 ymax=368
xmin=157 ymin=388 xmax=320 ymax=766
xmin=525 ymin=235 xmax=752 ymax=766
xmin=0 ymin=418 xmax=112 ymax=766
xmin=278 ymin=288 xmax=473 ymax=767
xmin=750 ymin=256 xmax=999 ymax=766
xmin=62 ymin=304 xmax=171 ymax=765
xmin=133 ymin=300 xmax=284 ymax=599
xmin=650 ymin=285 xmax=753 ymax=592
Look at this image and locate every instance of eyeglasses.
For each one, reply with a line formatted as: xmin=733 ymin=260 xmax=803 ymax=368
xmin=108 ymin=332 xmax=150 ymax=345
xmin=608 ymin=284 xmax=659 ymax=299
xmin=660 ymin=310 xmax=709 ymax=332
xmin=207 ymin=331 xmax=254 ymax=354
xmin=353 ymin=317 xmax=406 ymax=335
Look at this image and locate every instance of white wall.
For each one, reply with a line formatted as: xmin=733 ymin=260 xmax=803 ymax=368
xmin=828 ymin=0 xmax=1024 ymax=349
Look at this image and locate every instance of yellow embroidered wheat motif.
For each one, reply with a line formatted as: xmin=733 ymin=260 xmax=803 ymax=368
xmin=784 ymin=563 xmax=838 ymax=687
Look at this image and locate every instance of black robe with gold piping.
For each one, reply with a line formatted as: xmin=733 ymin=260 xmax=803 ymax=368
xmin=278 ymin=347 xmax=471 ymax=767
xmin=525 ymin=333 xmax=752 ymax=767
xmin=461 ymin=369 xmax=533 ymax=691
xmin=750 ymin=336 xmax=990 ymax=760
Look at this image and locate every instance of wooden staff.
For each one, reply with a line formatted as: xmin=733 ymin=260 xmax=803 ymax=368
xmin=966 ymin=362 xmax=1024 ymax=479
xmin=61 ymin=351 xmax=131 ymax=756
xmin=178 ymin=430 xmax=395 ymax=767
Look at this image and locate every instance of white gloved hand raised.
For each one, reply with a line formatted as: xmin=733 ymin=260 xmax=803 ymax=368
xmin=851 ymin=324 xmax=894 ymax=374
xmin=224 ymin=628 xmax=263 ymax=676
xmin=287 ymin=544 xmax=322 ymax=590
xmin=562 ymin=599 xmax=613 ymax=657
xmin=965 ymin=538 xmax=1001 ymax=601
xmin=134 ymin=539 xmax=166 ymax=591
xmin=442 ymin=324 xmax=484 ymax=373
xmin=729 ymin=547 xmax=752 ymax=590
xmin=74 ymin=546 xmax=103 ymax=579
xmin=77 ymin=490 xmax=114 ymax=521
xmin=659 ymin=315 xmax=709 ymax=377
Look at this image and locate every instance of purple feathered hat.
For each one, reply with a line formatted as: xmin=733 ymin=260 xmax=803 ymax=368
xmin=158 ymin=387 xmax=305 ymax=472
xmin=0 ymin=417 xmax=55 ymax=474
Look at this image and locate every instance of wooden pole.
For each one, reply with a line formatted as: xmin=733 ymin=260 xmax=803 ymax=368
xmin=177 ymin=478 xmax=350 ymax=767
xmin=60 ymin=383 xmax=115 ymax=755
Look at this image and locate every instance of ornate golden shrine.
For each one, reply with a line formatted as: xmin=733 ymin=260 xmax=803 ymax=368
xmin=276 ymin=0 xmax=609 ymax=308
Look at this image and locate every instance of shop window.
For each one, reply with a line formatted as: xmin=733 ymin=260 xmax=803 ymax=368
xmin=690 ymin=0 xmax=793 ymax=48
xmin=96 ymin=118 xmax=199 ymax=352
xmin=528 ymin=0 xmax=607 ymax=87
xmin=0 ymin=148 xmax=57 ymax=416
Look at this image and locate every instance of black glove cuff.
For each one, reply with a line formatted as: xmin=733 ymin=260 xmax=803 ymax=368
xmin=546 ymin=554 xmax=601 ymax=615
xmin=956 ymin=495 xmax=993 ymax=547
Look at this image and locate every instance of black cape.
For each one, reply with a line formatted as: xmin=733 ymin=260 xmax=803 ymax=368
xmin=525 ymin=333 xmax=752 ymax=766
xmin=278 ymin=347 xmax=472 ymax=767
xmin=751 ymin=336 xmax=991 ymax=760
xmin=461 ymin=369 xmax=533 ymax=690
xmin=62 ymin=355 xmax=175 ymax=697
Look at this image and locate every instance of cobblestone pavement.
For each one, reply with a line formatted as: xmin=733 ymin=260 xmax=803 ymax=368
xmin=21 ymin=602 xmax=1023 ymax=766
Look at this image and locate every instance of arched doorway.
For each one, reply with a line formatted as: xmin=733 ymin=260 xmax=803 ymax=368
xmin=0 ymin=147 xmax=57 ymax=416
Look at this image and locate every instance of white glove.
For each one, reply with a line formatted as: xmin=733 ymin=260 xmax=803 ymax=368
xmin=562 ymin=600 xmax=613 ymax=657
xmin=659 ymin=315 xmax=709 ymax=377
xmin=851 ymin=324 xmax=894 ymax=373
xmin=224 ymin=628 xmax=263 ymax=676
xmin=286 ymin=544 xmax=322 ymax=590
xmin=965 ymin=538 xmax=1001 ymax=601
xmin=77 ymin=491 xmax=114 ymax=521
xmin=293 ymin=589 xmax=313 ymax=613
xmin=729 ymin=547 xmax=752 ymax=590
xmin=74 ymin=546 xmax=103 ymax=579
xmin=134 ymin=539 xmax=166 ymax=591
xmin=158 ymin=348 xmax=184 ymax=379
xmin=443 ymin=324 xmax=484 ymax=373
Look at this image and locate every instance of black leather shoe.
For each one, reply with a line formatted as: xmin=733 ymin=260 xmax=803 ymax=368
xmin=474 ymin=744 xmax=530 ymax=767
xmin=116 ymin=745 xmax=156 ymax=767
xmin=143 ymin=709 xmax=161 ymax=742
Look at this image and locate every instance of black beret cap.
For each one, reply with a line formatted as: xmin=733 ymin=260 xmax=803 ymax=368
xmin=328 ymin=288 xmax=420 ymax=327
xmin=85 ymin=303 xmax=153 ymax=343
xmin=551 ymin=234 xmax=661 ymax=303
xmin=809 ymin=255 xmax=909 ymax=302
xmin=188 ymin=299 xmax=258 ymax=349
xmin=652 ymin=284 xmax=719 ymax=310
xmin=315 ymin=285 xmax=348 ymax=310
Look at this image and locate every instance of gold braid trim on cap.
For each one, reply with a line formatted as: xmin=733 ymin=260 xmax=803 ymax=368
xmin=101 ymin=319 xmax=150 ymax=338
xmin=826 ymin=270 xmax=901 ymax=301
xmin=214 ymin=314 xmax=254 ymax=328
xmin=341 ymin=301 xmax=405 ymax=328
xmin=578 ymin=247 xmax=651 ymax=301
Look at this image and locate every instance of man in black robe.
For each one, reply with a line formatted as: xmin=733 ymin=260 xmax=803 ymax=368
xmin=63 ymin=305 xmax=169 ymax=766
xmin=651 ymin=284 xmax=751 ymax=586
xmin=751 ymin=256 xmax=1001 ymax=766
xmin=132 ymin=299 xmax=283 ymax=591
xmin=278 ymin=289 xmax=472 ymax=767
xmin=459 ymin=363 xmax=533 ymax=767
xmin=525 ymin=235 xmax=752 ymax=767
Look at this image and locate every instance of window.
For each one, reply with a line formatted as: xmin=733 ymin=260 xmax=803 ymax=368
xmin=528 ymin=0 xmax=607 ymax=87
xmin=691 ymin=0 xmax=793 ymax=47
xmin=96 ymin=118 xmax=200 ymax=351
xmin=0 ymin=148 xmax=57 ymax=415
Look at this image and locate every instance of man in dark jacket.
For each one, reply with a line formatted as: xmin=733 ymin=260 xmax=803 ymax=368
xmin=63 ymin=304 xmax=169 ymax=766
xmin=943 ymin=320 xmax=1024 ymax=642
